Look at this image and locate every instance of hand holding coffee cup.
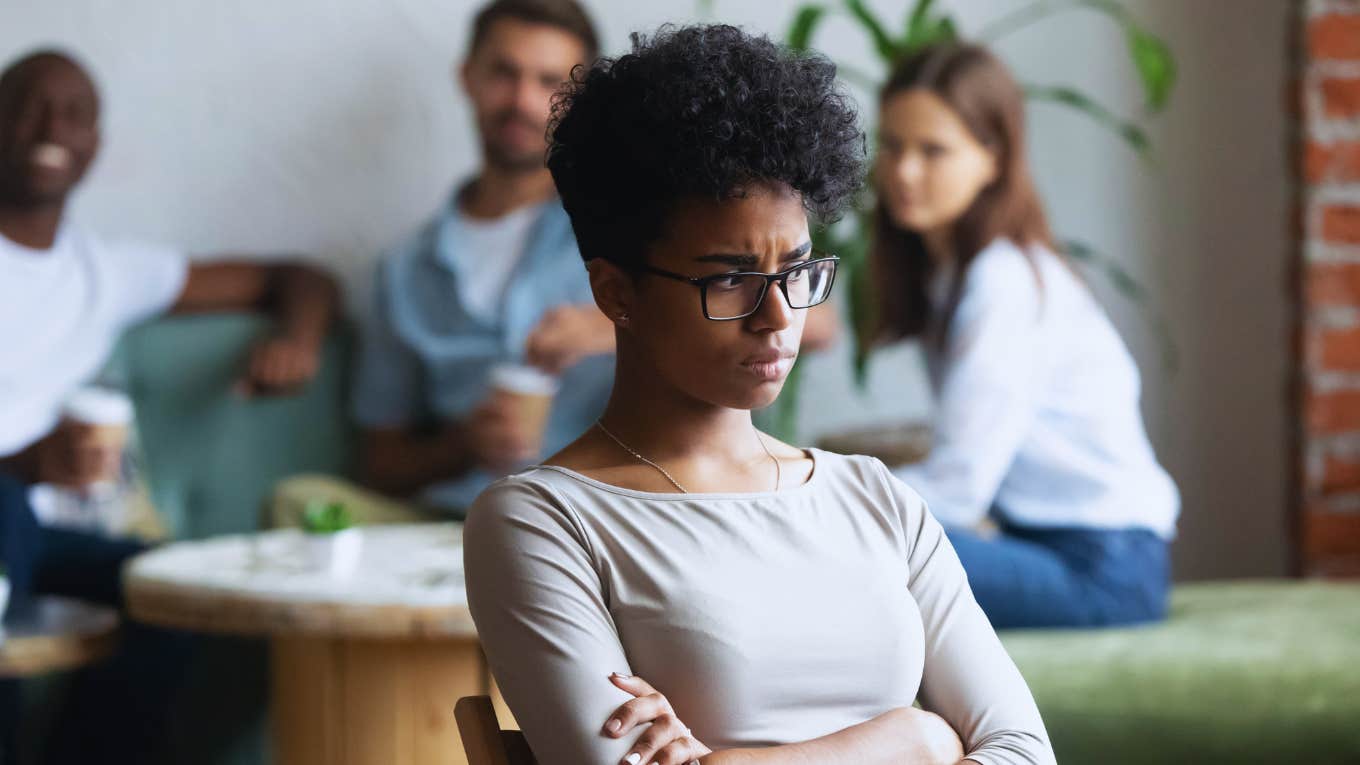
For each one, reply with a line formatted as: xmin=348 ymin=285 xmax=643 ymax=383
xmin=36 ymin=387 xmax=132 ymax=489
xmin=469 ymin=365 xmax=558 ymax=471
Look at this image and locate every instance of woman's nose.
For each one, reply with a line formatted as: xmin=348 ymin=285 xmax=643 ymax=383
xmin=749 ymin=278 xmax=794 ymax=331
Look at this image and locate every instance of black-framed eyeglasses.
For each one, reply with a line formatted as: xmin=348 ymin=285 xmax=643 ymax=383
xmin=640 ymin=255 xmax=839 ymax=321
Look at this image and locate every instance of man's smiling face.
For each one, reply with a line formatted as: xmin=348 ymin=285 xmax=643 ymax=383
xmin=0 ymin=52 xmax=101 ymax=207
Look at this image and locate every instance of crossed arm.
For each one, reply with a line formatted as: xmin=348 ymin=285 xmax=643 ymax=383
xmin=602 ymin=672 xmax=974 ymax=765
xmin=464 ymin=473 xmax=1054 ymax=765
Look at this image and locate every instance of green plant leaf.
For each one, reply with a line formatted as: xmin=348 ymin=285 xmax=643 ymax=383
xmin=822 ymin=208 xmax=877 ymax=390
xmin=844 ymin=0 xmax=900 ymax=62
xmin=904 ymin=0 xmax=938 ymax=43
xmin=302 ymin=500 xmax=355 ymax=534
xmin=933 ymin=17 xmax=960 ymax=44
xmin=788 ymin=4 xmax=829 ymax=51
xmin=1127 ymin=27 xmax=1175 ymax=111
xmin=850 ymin=256 xmax=875 ymax=389
xmin=979 ymin=1 xmax=1176 ymax=112
xmin=902 ymin=0 xmax=960 ymax=52
xmin=774 ymin=358 xmax=804 ymax=442
xmin=1024 ymin=84 xmax=1150 ymax=157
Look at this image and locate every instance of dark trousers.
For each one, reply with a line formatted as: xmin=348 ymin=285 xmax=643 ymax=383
xmin=0 ymin=470 xmax=190 ymax=765
xmin=946 ymin=517 xmax=1171 ymax=629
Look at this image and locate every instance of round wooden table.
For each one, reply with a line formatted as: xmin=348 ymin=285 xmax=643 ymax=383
xmin=0 ymin=596 xmax=119 ymax=678
xmin=125 ymin=523 xmax=486 ymax=765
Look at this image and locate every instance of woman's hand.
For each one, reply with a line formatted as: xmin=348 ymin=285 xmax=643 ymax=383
xmin=894 ymin=707 xmax=965 ymax=765
xmin=601 ymin=673 xmax=712 ymax=765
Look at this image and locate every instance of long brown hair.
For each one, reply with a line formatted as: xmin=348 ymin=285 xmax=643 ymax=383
xmin=872 ymin=43 xmax=1055 ymax=345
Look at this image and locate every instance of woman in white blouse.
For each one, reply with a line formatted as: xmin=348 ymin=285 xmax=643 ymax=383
xmin=465 ymin=24 xmax=1053 ymax=765
xmin=872 ymin=43 xmax=1179 ymax=629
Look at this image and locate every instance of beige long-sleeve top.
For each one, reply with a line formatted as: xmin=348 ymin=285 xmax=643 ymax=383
xmin=464 ymin=448 xmax=1055 ymax=765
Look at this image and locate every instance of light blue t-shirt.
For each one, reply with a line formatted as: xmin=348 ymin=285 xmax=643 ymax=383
xmin=352 ymin=191 xmax=614 ymax=512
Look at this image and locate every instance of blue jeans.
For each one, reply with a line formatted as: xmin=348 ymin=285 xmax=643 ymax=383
xmin=0 ymin=470 xmax=191 ymax=765
xmin=945 ymin=519 xmax=1170 ymax=629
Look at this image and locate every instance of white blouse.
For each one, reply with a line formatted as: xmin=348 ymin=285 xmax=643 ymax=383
xmin=895 ymin=238 xmax=1179 ymax=538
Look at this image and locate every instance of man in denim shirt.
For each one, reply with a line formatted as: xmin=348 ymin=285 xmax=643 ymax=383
xmin=274 ymin=0 xmax=613 ymax=522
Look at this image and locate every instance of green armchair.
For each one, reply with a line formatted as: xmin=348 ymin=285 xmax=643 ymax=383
xmin=104 ymin=314 xmax=354 ymax=765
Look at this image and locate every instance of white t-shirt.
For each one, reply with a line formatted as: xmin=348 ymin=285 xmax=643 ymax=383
xmin=448 ymin=204 xmax=540 ymax=324
xmin=895 ymin=239 xmax=1180 ymax=538
xmin=0 ymin=226 xmax=188 ymax=457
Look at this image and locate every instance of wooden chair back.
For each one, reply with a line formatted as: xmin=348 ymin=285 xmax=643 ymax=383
xmin=455 ymin=696 xmax=536 ymax=765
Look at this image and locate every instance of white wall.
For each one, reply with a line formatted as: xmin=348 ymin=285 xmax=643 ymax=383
xmin=2 ymin=0 xmax=1292 ymax=579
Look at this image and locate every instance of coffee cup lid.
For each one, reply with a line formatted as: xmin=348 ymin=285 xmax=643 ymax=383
xmin=63 ymin=386 xmax=134 ymax=426
xmin=490 ymin=364 xmax=559 ymax=396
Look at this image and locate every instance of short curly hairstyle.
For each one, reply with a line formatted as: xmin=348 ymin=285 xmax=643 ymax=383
xmin=547 ymin=24 xmax=864 ymax=267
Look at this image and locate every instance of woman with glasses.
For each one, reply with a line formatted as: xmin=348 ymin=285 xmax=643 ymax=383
xmin=464 ymin=25 xmax=1054 ymax=765
xmin=872 ymin=43 xmax=1178 ymax=630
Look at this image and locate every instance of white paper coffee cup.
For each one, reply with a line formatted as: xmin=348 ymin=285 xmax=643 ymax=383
xmin=61 ymin=386 xmax=133 ymax=485
xmin=489 ymin=364 xmax=558 ymax=454
xmin=489 ymin=365 xmax=560 ymax=398
xmin=62 ymin=386 xmax=134 ymax=427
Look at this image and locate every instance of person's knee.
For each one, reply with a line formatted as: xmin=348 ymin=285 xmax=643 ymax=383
xmin=0 ymin=471 xmax=31 ymax=535
xmin=0 ymin=471 xmax=41 ymax=598
xmin=1072 ymin=573 xmax=1170 ymax=628
xmin=1095 ymin=537 xmax=1171 ymax=627
xmin=0 ymin=470 xmax=28 ymax=503
xmin=1122 ymin=574 xmax=1170 ymax=626
xmin=943 ymin=524 xmax=987 ymax=562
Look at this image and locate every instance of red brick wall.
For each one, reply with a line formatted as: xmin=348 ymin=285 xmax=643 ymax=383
xmin=1299 ymin=1 xmax=1360 ymax=577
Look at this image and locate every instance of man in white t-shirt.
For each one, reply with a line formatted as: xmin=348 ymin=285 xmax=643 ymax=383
xmin=0 ymin=50 xmax=340 ymax=763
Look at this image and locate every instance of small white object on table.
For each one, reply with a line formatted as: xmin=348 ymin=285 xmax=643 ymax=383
xmin=125 ymin=523 xmax=488 ymax=765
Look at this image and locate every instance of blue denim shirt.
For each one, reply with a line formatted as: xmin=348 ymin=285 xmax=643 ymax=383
xmin=352 ymin=192 xmax=614 ymax=512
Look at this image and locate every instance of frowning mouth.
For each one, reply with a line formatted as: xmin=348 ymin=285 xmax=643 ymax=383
xmin=740 ymin=351 xmax=797 ymax=381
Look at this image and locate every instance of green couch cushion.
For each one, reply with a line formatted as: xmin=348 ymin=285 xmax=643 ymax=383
xmin=107 ymin=314 xmax=355 ymax=540
xmin=1001 ymin=581 xmax=1360 ymax=764
xmin=95 ymin=314 xmax=356 ymax=765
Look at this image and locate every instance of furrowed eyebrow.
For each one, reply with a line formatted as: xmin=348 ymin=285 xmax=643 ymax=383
xmin=694 ymin=241 xmax=813 ymax=267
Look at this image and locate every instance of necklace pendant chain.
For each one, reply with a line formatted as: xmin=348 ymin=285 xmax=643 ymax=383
xmin=595 ymin=420 xmax=782 ymax=494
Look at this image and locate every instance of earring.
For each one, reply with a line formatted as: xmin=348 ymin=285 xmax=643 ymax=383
xmin=617 ymin=313 xmax=630 ymax=325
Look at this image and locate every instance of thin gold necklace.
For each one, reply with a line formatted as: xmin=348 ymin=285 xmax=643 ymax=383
xmin=594 ymin=420 xmax=781 ymax=494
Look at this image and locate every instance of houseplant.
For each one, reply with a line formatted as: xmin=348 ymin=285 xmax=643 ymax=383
xmin=301 ymin=500 xmax=362 ymax=578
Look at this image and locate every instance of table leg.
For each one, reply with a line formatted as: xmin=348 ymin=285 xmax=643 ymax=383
xmin=271 ymin=636 xmax=487 ymax=765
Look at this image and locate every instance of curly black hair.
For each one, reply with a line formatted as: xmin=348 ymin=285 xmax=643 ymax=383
xmin=547 ymin=24 xmax=864 ymax=266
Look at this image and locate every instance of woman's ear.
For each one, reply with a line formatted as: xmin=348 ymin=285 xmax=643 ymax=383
xmin=587 ymin=258 xmax=635 ymax=327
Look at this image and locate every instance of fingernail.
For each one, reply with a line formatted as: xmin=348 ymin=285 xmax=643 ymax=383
xmin=606 ymin=718 xmax=621 ymax=734
xmin=611 ymin=672 xmax=631 ymax=679
xmin=623 ymin=754 xmax=641 ymax=765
